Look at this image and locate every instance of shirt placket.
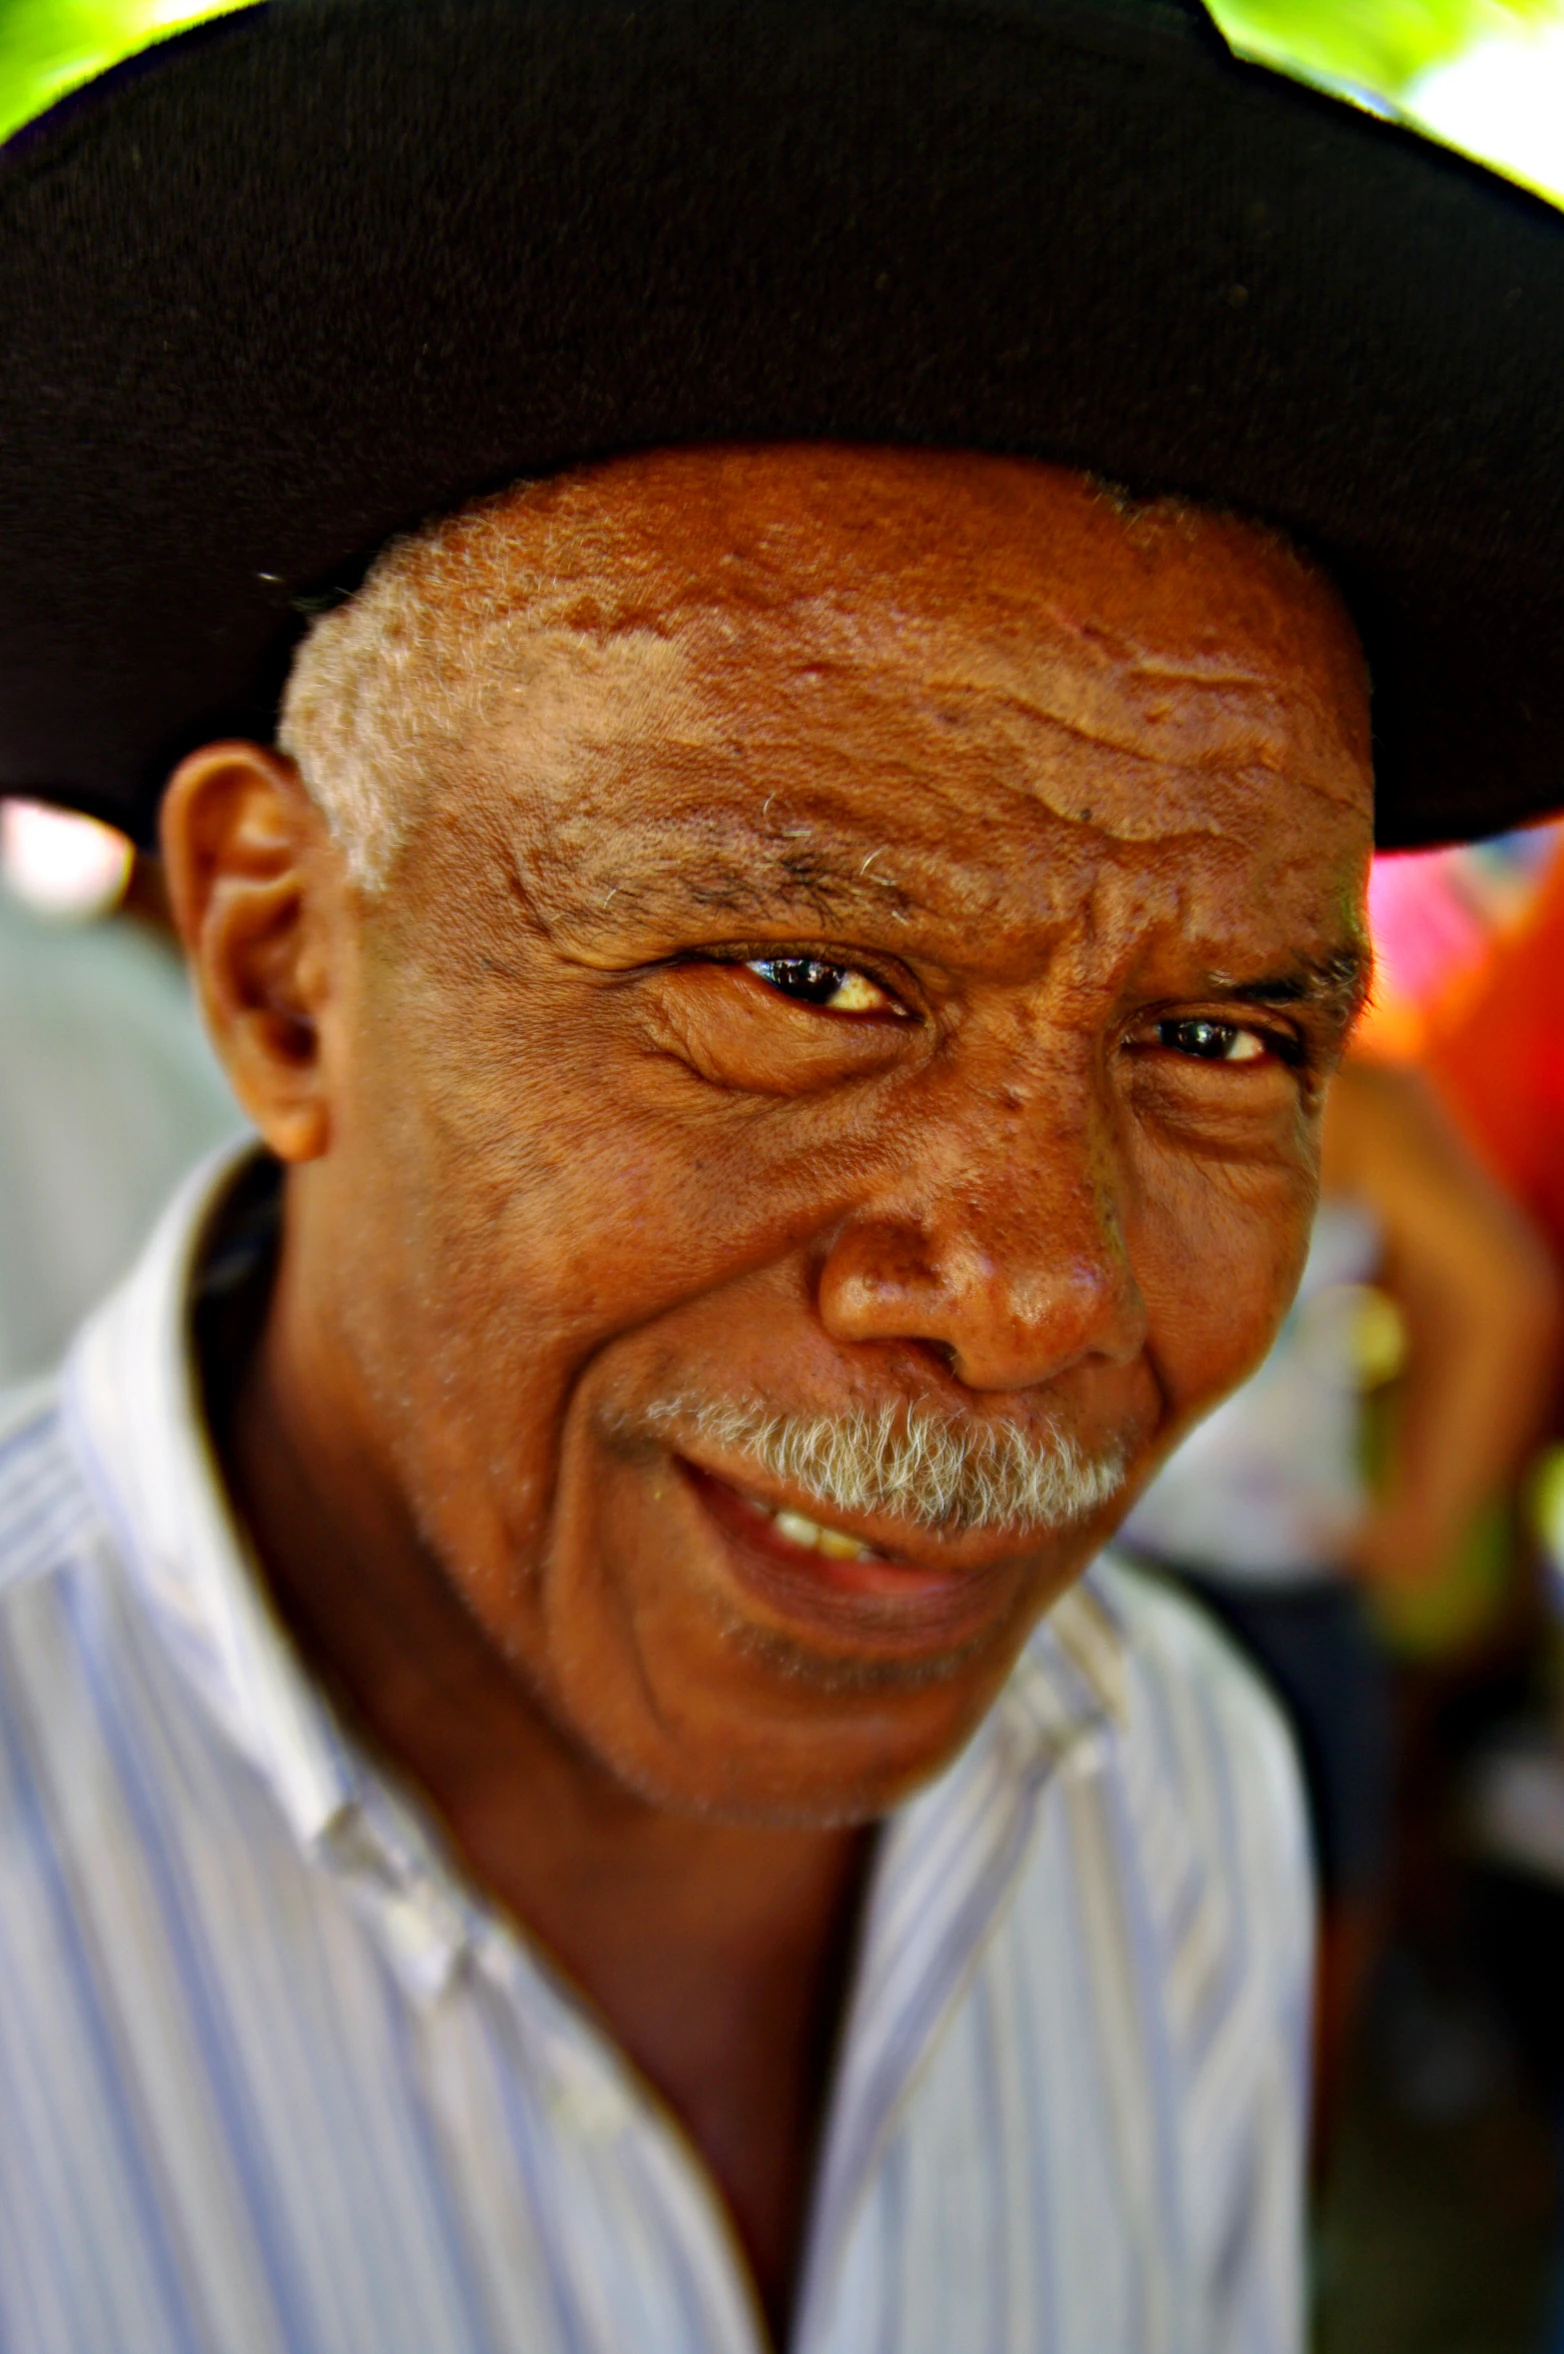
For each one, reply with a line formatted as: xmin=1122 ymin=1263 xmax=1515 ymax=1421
xmin=466 ymin=1917 xmax=776 ymax=2354
xmin=316 ymin=1767 xmax=767 ymax=2354
xmin=792 ymin=1701 xmax=1094 ymax=2354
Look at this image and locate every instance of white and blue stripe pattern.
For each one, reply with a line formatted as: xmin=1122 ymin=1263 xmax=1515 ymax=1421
xmin=0 ymin=1160 xmax=1313 ymax=2353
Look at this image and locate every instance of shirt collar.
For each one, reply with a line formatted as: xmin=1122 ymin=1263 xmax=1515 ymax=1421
xmin=62 ymin=1144 xmax=1127 ymax=1991
xmin=61 ymin=1148 xmax=479 ymax=1999
xmin=1002 ymin=1558 xmax=1129 ymax=1766
xmin=64 ymin=1146 xmax=359 ymax=1842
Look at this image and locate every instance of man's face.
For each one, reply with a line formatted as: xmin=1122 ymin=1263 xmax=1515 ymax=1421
xmin=290 ymin=446 xmax=1372 ymax=1825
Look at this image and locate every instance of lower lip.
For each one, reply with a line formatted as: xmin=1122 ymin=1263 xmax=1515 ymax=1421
xmin=679 ymin=1459 xmax=1018 ymax=1649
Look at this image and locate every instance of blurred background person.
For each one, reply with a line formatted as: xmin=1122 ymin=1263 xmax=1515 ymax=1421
xmin=1119 ymin=1054 xmax=1561 ymax=2164
xmin=1393 ymin=840 xmax=1564 ymax=2354
xmin=0 ymin=798 xmax=244 ymax=1384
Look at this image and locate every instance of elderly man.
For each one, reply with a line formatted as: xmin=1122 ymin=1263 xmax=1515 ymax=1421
xmin=1 ymin=3 xmax=1561 ymax=2350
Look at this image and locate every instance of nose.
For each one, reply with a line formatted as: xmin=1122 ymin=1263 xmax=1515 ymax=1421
xmin=816 ymin=1081 xmax=1148 ymax=1394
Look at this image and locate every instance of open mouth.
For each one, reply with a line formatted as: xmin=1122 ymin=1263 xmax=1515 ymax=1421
xmin=676 ymin=1456 xmax=1027 ymax=1653
xmin=682 ymin=1456 xmax=910 ymax=1569
xmin=728 ymin=1489 xmax=885 ymax=1563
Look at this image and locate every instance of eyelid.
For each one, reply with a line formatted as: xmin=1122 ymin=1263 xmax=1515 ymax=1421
xmin=1128 ymin=1008 xmax=1309 ymax=1069
xmin=694 ymin=943 xmax=923 ymax=1016
xmin=1218 ymin=1011 xmax=1309 ymax=1066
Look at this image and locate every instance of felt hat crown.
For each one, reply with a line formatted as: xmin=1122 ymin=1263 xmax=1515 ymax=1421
xmin=2 ymin=0 xmax=1562 ymax=846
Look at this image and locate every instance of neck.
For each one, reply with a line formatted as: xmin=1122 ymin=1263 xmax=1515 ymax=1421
xmin=214 ymin=1242 xmax=872 ymax=2348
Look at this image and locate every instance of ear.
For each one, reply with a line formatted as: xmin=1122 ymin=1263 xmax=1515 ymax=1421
xmin=160 ymin=742 xmax=346 ymax=1162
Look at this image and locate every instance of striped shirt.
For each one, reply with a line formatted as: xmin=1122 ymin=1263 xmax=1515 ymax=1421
xmin=0 ymin=1156 xmax=1312 ymax=2354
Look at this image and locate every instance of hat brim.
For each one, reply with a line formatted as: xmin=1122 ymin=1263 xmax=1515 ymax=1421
xmin=3 ymin=0 xmax=1563 ymax=847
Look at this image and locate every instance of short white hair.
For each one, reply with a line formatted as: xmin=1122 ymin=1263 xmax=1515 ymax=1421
xmin=277 ymin=480 xmax=562 ymax=891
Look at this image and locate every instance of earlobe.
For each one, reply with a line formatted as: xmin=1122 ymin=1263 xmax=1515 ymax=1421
xmin=160 ymin=741 xmax=339 ymax=1162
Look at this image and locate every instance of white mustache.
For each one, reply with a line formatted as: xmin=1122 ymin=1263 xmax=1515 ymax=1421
xmin=647 ymin=1394 xmax=1127 ymax=1538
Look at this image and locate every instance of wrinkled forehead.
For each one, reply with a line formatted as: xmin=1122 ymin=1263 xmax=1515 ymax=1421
xmin=361 ymin=449 xmax=1374 ymax=1017
xmin=459 ymin=444 xmax=1371 ymax=766
xmin=395 ymin=450 xmax=1366 ymax=957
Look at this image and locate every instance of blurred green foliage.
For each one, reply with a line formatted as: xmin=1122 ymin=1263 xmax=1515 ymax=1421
xmin=0 ymin=0 xmax=1562 ymax=145
xmin=0 ymin=0 xmax=239 ymax=142
xmin=1210 ymin=0 xmax=1562 ymax=96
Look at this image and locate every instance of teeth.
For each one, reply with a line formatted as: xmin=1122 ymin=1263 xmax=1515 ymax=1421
xmin=770 ymin=1505 xmax=877 ymax=1562
xmin=816 ymin=1526 xmax=876 ymax=1561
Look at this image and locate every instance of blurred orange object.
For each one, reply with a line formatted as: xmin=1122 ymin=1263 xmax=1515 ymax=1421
xmin=1424 ymin=845 xmax=1564 ymax=1265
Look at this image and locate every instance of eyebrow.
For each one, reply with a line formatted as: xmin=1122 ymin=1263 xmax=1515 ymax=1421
xmin=574 ymin=846 xmax=1374 ymax=1033
xmin=1209 ymin=946 xmax=1372 ymax=1033
xmin=590 ymin=843 xmax=907 ymax=928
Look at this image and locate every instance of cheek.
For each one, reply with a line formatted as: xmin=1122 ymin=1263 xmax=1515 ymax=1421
xmin=1129 ymin=1149 xmax=1318 ymax=1429
xmin=333 ymin=964 xmax=884 ymax=1476
xmin=384 ymin=1035 xmax=876 ymax=1357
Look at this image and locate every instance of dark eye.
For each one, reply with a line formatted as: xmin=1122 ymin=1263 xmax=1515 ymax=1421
xmin=1156 ymin=1017 xmax=1268 ymax=1064
xmin=744 ymin=956 xmax=901 ymax=1015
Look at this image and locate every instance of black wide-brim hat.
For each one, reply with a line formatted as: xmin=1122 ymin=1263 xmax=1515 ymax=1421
xmin=3 ymin=0 xmax=1563 ymax=848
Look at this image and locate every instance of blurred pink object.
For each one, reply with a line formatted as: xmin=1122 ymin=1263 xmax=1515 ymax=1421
xmin=1360 ymin=823 xmax=1563 ymax=1060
